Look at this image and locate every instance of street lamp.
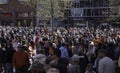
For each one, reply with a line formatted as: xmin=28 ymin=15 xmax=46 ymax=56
xmin=50 ymin=0 xmax=54 ymax=42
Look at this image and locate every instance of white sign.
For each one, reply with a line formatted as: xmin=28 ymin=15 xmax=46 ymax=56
xmin=19 ymin=13 xmax=28 ymax=17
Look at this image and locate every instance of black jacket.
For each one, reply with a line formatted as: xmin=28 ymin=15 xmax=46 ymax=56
xmin=5 ymin=47 xmax=16 ymax=63
xmin=0 ymin=48 xmax=6 ymax=63
xmin=56 ymin=58 xmax=69 ymax=73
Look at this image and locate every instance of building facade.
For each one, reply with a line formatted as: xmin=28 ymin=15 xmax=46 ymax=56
xmin=0 ymin=0 xmax=34 ymax=26
xmin=64 ymin=0 xmax=111 ymax=27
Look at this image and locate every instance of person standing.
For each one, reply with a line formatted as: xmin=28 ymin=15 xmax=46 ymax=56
xmin=47 ymin=59 xmax=60 ymax=73
xmin=59 ymin=43 xmax=69 ymax=58
xmin=118 ymin=56 xmax=120 ymax=73
xmin=13 ymin=45 xmax=30 ymax=73
xmin=5 ymin=43 xmax=16 ymax=73
xmin=0 ymin=44 xmax=5 ymax=73
xmin=30 ymin=62 xmax=46 ymax=73
xmin=29 ymin=41 xmax=36 ymax=58
xmin=78 ymin=49 xmax=89 ymax=73
xmin=98 ymin=49 xmax=115 ymax=73
xmin=85 ymin=63 xmax=96 ymax=73
xmin=68 ymin=55 xmax=80 ymax=73
xmin=0 ymin=44 xmax=7 ymax=73
xmin=52 ymin=48 xmax=69 ymax=73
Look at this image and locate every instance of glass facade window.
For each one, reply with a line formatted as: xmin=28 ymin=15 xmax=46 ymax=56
xmin=68 ymin=0 xmax=110 ymax=17
xmin=18 ymin=0 xmax=28 ymax=1
xmin=0 ymin=0 xmax=8 ymax=4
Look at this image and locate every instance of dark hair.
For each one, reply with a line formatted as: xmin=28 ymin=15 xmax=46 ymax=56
xmin=30 ymin=41 xmax=35 ymax=45
xmin=53 ymin=49 xmax=61 ymax=57
xmin=37 ymin=49 xmax=45 ymax=54
xmin=49 ymin=42 xmax=53 ymax=47
xmin=61 ymin=43 xmax=65 ymax=46
xmin=87 ymin=63 xmax=93 ymax=68
xmin=98 ymin=49 xmax=107 ymax=55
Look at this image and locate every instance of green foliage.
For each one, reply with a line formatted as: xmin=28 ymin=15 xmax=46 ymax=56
xmin=26 ymin=0 xmax=72 ymax=19
xmin=107 ymin=0 xmax=120 ymax=22
xmin=109 ymin=0 xmax=120 ymax=6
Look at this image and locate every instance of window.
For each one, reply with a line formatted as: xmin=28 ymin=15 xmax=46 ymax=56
xmin=18 ymin=0 xmax=28 ymax=1
xmin=71 ymin=8 xmax=83 ymax=17
xmin=17 ymin=12 xmax=29 ymax=17
xmin=0 ymin=12 xmax=12 ymax=17
xmin=0 ymin=0 xmax=8 ymax=4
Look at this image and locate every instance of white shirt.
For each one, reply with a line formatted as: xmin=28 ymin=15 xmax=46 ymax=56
xmin=98 ymin=57 xmax=115 ymax=73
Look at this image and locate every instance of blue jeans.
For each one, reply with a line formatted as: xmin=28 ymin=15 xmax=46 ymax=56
xmin=6 ymin=63 xmax=14 ymax=73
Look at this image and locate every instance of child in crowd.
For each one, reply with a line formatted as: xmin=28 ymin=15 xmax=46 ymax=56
xmin=85 ymin=63 xmax=96 ymax=73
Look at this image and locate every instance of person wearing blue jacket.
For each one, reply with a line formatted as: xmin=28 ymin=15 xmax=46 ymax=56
xmin=59 ymin=43 xmax=69 ymax=59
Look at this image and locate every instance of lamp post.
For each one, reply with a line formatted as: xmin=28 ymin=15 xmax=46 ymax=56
xmin=50 ymin=0 xmax=54 ymax=42
xmin=0 ymin=8 xmax=3 ymax=26
xmin=12 ymin=10 xmax=15 ymax=26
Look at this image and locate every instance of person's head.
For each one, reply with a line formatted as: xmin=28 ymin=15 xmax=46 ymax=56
xmin=86 ymin=63 xmax=93 ymax=72
xmin=37 ymin=49 xmax=45 ymax=55
xmin=7 ymin=43 xmax=13 ymax=49
xmin=71 ymin=55 xmax=80 ymax=64
xmin=98 ymin=49 xmax=107 ymax=58
xmin=53 ymin=49 xmax=61 ymax=58
xmin=49 ymin=42 xmax=53 ymax=47
xmin=49 ymin=60 xmax=57 ymax=68
xmin=61 ymin=43 xmax=65 ymax=47
xmin=1 ymin=43 xmax=6 ymax=48
xmin=39 ymin=42 xmax=44 ymax=48
xmin=31 ymin=62 xmax=45 ymax=73
xmin=89 ymin=44 xmax=94 ymax=48
xmin=21 ymin=40 xmax=26 ymax=46
xmin=117 ymin=39 xmax=120 ymax=47
xmin=17 ymin=44 xmax=23 ymax=51
xmin=29 ymin=41 xmax=35 ymax=46
xmin=47 ymin=68 xmax=59 ymax=73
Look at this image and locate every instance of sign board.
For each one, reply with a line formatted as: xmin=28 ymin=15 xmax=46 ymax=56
xmin=19 ymin=13 xmax=28 ymax=17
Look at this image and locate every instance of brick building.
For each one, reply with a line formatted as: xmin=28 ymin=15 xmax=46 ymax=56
xmin=0 ymin=0 xmax=34 ymax=26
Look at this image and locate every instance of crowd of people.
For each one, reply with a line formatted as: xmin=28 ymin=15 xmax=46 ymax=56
xmin=0 ymin=26 xmax=120 ymax=73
